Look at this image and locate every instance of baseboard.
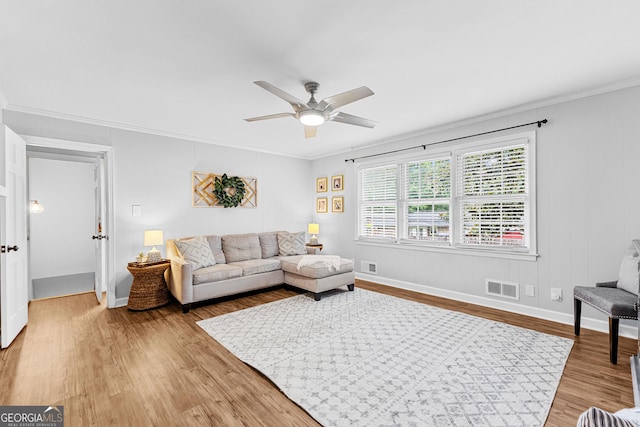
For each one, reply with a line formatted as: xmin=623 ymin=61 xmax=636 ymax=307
xmin=114 ymin=297 xmax=129 ymax=308
xmin=356 ymin=273 xmax=637 ymax=339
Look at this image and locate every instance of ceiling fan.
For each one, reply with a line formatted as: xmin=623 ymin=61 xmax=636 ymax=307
xmin=245 ymin=81 xmax=375 ymax=138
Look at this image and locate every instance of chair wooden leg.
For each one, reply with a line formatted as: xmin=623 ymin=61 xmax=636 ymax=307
xmin=574 ymin=298 xmax=582 ymax=336
xmin=609 ymin=317 xmax=619 ymax=365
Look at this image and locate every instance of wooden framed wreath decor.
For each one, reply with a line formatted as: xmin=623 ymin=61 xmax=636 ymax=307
xmin=192 ymin=172 xmax=257 ymax=208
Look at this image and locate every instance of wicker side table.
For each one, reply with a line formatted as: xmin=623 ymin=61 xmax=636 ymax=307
xmin=127 ymin=260 xmax=171 ymax=310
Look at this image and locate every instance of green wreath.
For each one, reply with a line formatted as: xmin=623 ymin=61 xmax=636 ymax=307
xmin=213 ymin=173 xmax=246 ymax=208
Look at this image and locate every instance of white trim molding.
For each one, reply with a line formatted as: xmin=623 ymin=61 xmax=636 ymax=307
xmin=21 ymin=134 xmax=118 ymax=309
xmin=356 ymin=272 xmax=636 ymax=339
xmin=115 ymin=297 xmax=129 ymax=308
xmin=5 ymin=104 xmax=309 ymax=160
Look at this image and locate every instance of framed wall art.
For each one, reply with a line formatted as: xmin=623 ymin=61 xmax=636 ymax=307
xmin=192 ymin=171 xmax=257 ymax=208
xmin=331 ymin=175 xmax=344 ymax=191
xmin=332 ymin=196 xmax=344 ymax=213
xmin=317 ymin=197 xmax=328 ymax=213
xmin=316 ymin=177 xmax=328 ymax=192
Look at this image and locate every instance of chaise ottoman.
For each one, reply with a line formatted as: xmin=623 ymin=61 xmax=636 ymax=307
xmin=280 ymin=255 xmax=355 ymax=301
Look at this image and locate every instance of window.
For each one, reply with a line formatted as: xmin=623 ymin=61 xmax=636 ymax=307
xmin=356 ymin=132 xmax=536 ymax=256
xmin=403 ymin=158 xmax=451 ymax=242
xmin=358 ymin=164 xmax=397 ymax=240
xmin=456 ymin=144 xmax=529 ymax=249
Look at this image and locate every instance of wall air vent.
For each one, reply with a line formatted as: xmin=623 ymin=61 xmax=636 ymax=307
xmin=361 ymin=261 xmax=378 ymax=275
xmin=485 ymin=279 xmax=519 ymax=300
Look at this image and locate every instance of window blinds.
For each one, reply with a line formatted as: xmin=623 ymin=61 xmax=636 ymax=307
xmin=404 ymin=158 xmax=451 ymax=242
xmin=456 ymin=144 xmax=528 ymax=248
xmin=358 ymin=165 xmax=397 ymax=239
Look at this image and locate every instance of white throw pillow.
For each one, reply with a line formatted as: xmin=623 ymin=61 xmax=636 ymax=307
xmin=277 ymin=231 xmax=307 ymax=256
xmin=174 ymin=236 xmax=216 ymax=270
xmin=617 ymin=253 xmax=640 ymax=295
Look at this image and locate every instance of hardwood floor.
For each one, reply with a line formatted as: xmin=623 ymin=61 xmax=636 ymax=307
xmin=0 ymin=280 xmax=635 ymax=426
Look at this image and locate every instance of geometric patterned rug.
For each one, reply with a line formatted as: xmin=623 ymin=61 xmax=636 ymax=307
xmin=197 ymin=288 xmax=573 ymax=427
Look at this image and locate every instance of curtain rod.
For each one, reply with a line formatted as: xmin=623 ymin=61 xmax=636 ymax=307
xmin=344 ymin=119 xmax=548 ymax=163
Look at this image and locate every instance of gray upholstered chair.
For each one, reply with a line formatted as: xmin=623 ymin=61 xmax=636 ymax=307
xmin=574 ymin=282 xmax=637 ymax=364
xmin=574 ymin=244 xmax=640 ymax=364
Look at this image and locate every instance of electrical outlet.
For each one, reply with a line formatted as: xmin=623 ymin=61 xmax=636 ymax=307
xmin=525 ymin=285 xmax=535 ymax=297
xmin=550 ymin=288 xmax=563 ymax=302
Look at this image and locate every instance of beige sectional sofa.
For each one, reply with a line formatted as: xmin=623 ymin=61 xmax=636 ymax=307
xmin=166 ymin=231 xmax=354 ymax=312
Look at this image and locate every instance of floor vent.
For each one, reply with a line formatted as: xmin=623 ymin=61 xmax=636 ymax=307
xmin=485 ymin=279 xmax=519 ymax=300
xmin=361 ymin=261 xmax=378 ymax=275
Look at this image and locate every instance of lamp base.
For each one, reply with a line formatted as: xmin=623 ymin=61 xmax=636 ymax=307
xmin=309 ymin=236 xmax=318 ymax=245
xmin=146 ymin=249 xmax=161 ymax=263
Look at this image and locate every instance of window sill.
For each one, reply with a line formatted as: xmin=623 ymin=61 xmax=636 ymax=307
xmin=355 ymin=239 xmax=539 ymax=262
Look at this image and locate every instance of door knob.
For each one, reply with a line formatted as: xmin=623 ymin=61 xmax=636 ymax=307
xmin=7 ymin=245 xmax=18 ymax=252
xmin=92 ymin=235 xmax=107 ymax=240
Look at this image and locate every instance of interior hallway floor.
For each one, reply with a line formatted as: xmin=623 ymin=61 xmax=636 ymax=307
xmin=32 ymin=272 xmax=94 ymax=299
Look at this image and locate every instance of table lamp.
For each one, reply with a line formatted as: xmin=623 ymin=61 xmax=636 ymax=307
xmin=307 ymin=223 xmax=319 ymax=245
xmin=144 ymin=229 xmax=164 ymax=263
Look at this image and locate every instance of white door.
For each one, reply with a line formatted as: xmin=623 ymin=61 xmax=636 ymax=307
xmin=1 ymin=126 xmax=29 ymax=348
xmin=93 ymin=156 xmax=106 ymax=303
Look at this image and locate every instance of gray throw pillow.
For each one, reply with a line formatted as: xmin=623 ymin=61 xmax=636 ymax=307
xmin=174 ymin=236 xmax=216 ymax=270
xmin=258 ymin=232 xmax=279 ymax=258
xmin=277 ymin=231 xmax=307 ymax=256
xmin=618 ymin=253 xmax=640 ymax=295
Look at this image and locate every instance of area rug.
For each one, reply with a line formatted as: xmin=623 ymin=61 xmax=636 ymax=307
xmin=196 ymin=288 xmax=573 ymax=427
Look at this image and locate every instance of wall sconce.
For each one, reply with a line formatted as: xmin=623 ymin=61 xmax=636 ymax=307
xmin=30 ymin=200 xmax=44 ymax=214
xmin=144 ymin=229 xmax=164 ymax=262
xmin=307 ymin=223 xmax=319 ymax=245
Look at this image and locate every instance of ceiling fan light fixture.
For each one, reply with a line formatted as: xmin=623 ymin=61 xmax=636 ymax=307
xmin=299 ymin=110 xmax=326 ymax=127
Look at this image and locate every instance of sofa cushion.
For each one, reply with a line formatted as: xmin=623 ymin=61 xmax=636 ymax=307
xmin=280 ymin=255 xmax=354 ymax=279
xmin=277 ymin=231 xmax=307 ymax=256
xmin=258 ymin=232 xmax=280 ymax=259
xmin=231 ymin=258 xmax=282 ymax=277
xmin=222 ymin=233 xmax=261 ymax=262
xmin=193 ymin=264 xmax=242 ymax=285
xmin=174 ymin=236 xmax=216 ymax=270
xmin=204 ymin=235 xmax=226 ymax=264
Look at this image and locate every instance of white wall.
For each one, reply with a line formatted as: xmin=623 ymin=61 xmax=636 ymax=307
xmin=312 ymin=84 xmax=640 ymax=326
xmin=4 ymin=111 xmax=313 ymax=299
xmin=5 ymin=84 xmax=640 ymax=324
xmin=110 ymin=128 xmax=313 ymax=298
xmin=28 ymin=158 xmax=95 ymax=279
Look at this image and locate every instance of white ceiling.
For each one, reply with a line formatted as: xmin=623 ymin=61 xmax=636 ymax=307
xmin=1 ymin=1 xmax=640 ymax=159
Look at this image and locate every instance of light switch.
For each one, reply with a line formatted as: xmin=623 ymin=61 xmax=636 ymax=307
xmin=132 ymin=205 xmax=141 ymax=216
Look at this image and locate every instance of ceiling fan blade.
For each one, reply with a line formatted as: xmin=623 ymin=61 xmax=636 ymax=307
xmin=304 ymin=126 xmax=317 ymax=138
xmin=330 ymin=112 xmax=376 ymax=128
xmin=244 ymin=112 xmax=295 ymax=122
xmin=254 ymin=81 xmax=308 ymax=113
xmin=318 ymin=86 xmax=374 ymax=112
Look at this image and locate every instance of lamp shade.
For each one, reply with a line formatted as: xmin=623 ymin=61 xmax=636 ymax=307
xmin=143 ymin=229 xmax=164 ymax=247
xmin=307 ymin=223 xmax=319 ymax=235
xmin=30 ymin=200 xmax=44 ymax=214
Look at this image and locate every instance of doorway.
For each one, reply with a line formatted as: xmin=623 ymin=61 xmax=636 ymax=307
xmin=22 ymin=135 xmax=115 ymax=307
xmin=28 ymin=153 xmax=96 ymax=300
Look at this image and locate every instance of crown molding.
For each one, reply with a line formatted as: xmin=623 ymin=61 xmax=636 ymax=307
xmin=5 ymin=75 xmax=640 ymax=162
xmin=3 ymin=103 xmax=312 ymax=161
xmin=326 ymin=76 xmax=640 ymax=161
